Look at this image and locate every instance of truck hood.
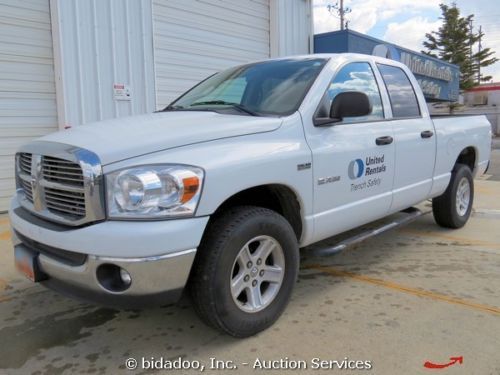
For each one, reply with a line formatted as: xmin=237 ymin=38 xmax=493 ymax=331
xmin=38 ymin=111 xmax=283 ymax=164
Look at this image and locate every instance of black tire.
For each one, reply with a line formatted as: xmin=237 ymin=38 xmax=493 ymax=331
xmin=189 ymin=206 xmax=299 ymax=337
xmin=432 ymin=164 xmax=474 ymax=229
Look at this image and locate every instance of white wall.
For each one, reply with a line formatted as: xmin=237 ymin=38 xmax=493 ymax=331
xmin=152 ymin=0 xmax=313 ymax=108
xmin=271 ymin=0 xmax=313 ymax=57
xmin=51 ymin=0 xmax=313 ymax=120
xmin=152 ymin=0 xmax=272 ymax=108
xmin=50 ymin=0 xmax=156 ymax=128
xmin=488 ymin=91 xmax=500 ymax=107
xmin=0 ymin=0 xmax=58 ymax=211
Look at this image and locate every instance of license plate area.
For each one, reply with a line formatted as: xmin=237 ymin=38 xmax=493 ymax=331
xmin=14 ymin=246 xmax=47 ymax=282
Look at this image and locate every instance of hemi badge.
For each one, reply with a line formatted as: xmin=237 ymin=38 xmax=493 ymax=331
xmin=318 ymin=176 xmax=341 ymax=185
xmin=297 ymin=162 xmax=311 ymax=171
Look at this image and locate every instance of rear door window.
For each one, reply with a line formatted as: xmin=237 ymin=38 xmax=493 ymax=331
xmin=377 ymin=64 xmax=421 ymax=118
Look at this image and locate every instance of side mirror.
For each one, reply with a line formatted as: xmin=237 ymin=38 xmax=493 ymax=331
xmin=314 ymin=91 xmax=372 ymax=127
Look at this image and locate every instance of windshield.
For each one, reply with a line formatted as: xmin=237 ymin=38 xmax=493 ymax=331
xmin=165 ymin=58 xmax=328 ymax=117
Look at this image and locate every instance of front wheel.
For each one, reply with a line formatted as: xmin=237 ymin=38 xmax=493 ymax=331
xmin=189 ymin=206 xmax=299 ymax=337
xmin=432 ymin=164 xmax=474 ymax=229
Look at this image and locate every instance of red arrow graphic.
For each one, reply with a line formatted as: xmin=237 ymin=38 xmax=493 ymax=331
xmin=424 ymin=356 xmax=463 ymax=369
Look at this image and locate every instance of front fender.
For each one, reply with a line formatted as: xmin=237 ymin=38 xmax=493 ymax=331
xmin=103 ymin=113 xmax=315 ymax=244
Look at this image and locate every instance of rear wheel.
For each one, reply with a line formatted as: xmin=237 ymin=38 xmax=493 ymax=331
xmin=189 ymin=206 xmax=299 ymax=337
xmin=432 ymin=164 xmax=474 ymax=229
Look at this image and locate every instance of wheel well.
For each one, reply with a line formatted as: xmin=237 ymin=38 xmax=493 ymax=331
xmin=456 ymin=147 xmax=476 ymax=171
xmin=213 ymin=185 xmax=303 ymax=241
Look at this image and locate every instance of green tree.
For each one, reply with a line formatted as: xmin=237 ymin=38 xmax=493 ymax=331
xmin=422 ymin=3 xmax=498 ymax=90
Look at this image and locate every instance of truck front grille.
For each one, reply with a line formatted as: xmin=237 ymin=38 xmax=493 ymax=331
xmin=19 ymin=179 xmax=34 ymax=203
xmin=15 ymin=144 xmax=104 ymax=226
xmin=45 ymin=187 xmax=86 ymax=218
xmin=42 ymin=156 xmax=84 ymax=187
xmin=19 ymin=153 xmax=32 ymax=175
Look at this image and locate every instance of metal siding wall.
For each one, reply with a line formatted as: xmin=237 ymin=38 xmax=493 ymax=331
xmin=152 ymin=0 xmax=271 ymax=109
xmin=0 ymin=0 xmax=57 ymax=211
xmin=271 ymin=0 xmax=312 ymax=57
xmin=54 ymin=0 xmax=155 ymax=127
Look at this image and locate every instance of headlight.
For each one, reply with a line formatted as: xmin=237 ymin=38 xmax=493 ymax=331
xmin=106 ymin=165 xmax=204 ymax=219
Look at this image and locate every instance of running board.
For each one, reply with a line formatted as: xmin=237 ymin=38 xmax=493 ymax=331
xmin=309 ymin=207 xmax=430 ymax=257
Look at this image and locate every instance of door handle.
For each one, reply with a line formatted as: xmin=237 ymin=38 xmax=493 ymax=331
xmin=421 ymin=130 xmax=434 ymax=138
xmin=375 ymin=136 xmax=393 ymax=146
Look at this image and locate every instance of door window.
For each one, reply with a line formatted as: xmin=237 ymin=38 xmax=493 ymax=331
xmin=377 ymin=64 xmax=421 ymax=118
xmin=318 ymin=62 xmax=384 ymax=123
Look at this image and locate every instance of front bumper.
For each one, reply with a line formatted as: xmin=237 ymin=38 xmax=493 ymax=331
xmin=9 ymin=198 xmax=209 ymax=307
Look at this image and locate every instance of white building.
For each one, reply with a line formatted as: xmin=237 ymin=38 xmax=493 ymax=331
xmin=0 ymin=0 xmax=314 ymax=211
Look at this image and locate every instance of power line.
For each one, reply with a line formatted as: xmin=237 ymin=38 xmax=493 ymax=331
xmin=472 ymin=14 xmax=500 ymax=19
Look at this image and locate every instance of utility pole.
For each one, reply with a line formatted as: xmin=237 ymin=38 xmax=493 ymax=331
xmin=477 ymin=25 xmax=482 ymax=84
xmin=339 ymin=0 xmax=346 ymax=30
xmin=469 ymin=19 xmax=473 ymax=60
xmin=327 ymin=1 xmax=351 ymax=31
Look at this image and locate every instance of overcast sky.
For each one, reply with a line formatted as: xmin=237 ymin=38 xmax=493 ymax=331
xmin=313 ymin=0 xmax=500 ymax=82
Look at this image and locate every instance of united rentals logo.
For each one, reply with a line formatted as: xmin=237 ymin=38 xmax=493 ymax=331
xmin=365 ymin=155 xmax=386 ymax=175
xmin=349 ymin=155 xmax=387 ymax=192
xmin=348 ymin=159 xmax=365 ymax=180
xmin=349 ymin=155 xmax=386 ymax=180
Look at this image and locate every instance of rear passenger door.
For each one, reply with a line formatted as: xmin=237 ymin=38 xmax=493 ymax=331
xmin=376 ymin=64 xmax=437 ymax=211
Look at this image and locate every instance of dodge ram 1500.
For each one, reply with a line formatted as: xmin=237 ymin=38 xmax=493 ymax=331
xmin=9 ymin=54 xmax=492 ymax=337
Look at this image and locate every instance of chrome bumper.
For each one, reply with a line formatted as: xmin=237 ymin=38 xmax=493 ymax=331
xmin=12 ymin=231 xmax=196 ymax=307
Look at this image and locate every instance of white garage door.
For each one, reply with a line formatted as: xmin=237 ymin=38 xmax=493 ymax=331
xmin=0 ymin=0 xmax=57 ymax=211
xmin=153 ymin=0 xmax=270 ymax=108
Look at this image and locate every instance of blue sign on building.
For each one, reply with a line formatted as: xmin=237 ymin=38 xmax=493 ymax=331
xmin=314 ymin=30 xmax=460 ymax=102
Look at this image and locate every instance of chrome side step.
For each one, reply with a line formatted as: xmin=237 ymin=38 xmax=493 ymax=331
xmin=309 ymin=207 xmax=430 ymax=257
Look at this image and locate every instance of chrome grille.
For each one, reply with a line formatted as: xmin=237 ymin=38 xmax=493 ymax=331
xmin=42 ymin=156 xmax=84 ymax=187
xmin=20 ymin=178 xmax=34 ymax=203
xmin=15 ymin=142 xmax=104 ymax=226
xmin=19 ymin=153 xmax=32 ymax=175
xmin=45 ymin=187 xmax=86 ymax=218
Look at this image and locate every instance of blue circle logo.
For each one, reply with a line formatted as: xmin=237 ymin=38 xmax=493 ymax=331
xmin=348 ymin=159 xmax=364 ymax=180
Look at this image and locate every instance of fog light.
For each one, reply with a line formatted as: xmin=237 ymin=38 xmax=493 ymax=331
xmin=96 ymin=264 xmax=132 ymax=293
xmin=119 ymin=268 xmax=132 ymax=286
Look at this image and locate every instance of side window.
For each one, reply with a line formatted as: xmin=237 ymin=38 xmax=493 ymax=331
xmin=377 ymin=64 xmax=421 ymax=118
xmin=319 ymin=62 xmax=384 ymax=123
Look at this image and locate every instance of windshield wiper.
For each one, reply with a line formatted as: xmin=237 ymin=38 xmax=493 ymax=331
xmin=162 ymin=104 xmax=185 ymax=111
xmin=189 ymin=100 xmax=261 ymax=116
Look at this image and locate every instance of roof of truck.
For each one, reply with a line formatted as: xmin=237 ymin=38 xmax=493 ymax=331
xmin=259 ymin=53 xmax=407 ymax=68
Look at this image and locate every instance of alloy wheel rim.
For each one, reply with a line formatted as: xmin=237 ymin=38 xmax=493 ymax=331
xmin=230 ymin=235 xmax=285 ymax=313
xmin=456 ymin=177 xmax=471 ymax=216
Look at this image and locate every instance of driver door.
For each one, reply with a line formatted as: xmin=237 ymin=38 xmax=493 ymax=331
xmin=304 ymin=62 xmax=396 ymax=242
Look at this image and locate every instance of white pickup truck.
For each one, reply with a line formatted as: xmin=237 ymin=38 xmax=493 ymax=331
xmin=10 ymin=54 xmax=491 ymax=337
